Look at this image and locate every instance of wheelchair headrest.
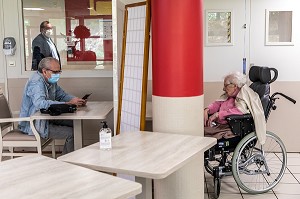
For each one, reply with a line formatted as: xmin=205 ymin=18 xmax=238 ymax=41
xmin=249 ymin=66 xmax=278 ymax=84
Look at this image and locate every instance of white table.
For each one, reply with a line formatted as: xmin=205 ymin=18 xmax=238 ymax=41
xmin=32 ymin=101 xmax=113 ymax=150
xmin=0 ymin=155 xmax=141 ymax=199
xmin=58 ymin=131 xmax=217 ymax=198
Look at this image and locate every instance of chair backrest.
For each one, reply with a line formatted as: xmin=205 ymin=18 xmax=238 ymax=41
xmin=0 ymin=94 xmax=13 ymax=129
xmin=249 ymin=66 xmax=278 ymax=118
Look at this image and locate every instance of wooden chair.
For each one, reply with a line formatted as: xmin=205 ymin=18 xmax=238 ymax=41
xmin=0 ymin=94 xmax=55 ymax=161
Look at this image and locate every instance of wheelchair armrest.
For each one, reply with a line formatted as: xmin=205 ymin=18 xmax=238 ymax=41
xmin=226 ymin=114 xmax=253 ymax=121
xmin=225 ymin=114 xmax=255 ymax=136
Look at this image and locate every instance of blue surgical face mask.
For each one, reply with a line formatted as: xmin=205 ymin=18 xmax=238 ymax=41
xmin=48 ymin=73 xmax=60 ymax=84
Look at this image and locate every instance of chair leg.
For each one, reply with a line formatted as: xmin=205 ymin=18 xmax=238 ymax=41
xmin=37 ymin=145 xmax=42 ymax=155
xmin=51 ymin=140 xmax=56 ymax=159
xmin=9 ymin=147 xmax=14 ymax=159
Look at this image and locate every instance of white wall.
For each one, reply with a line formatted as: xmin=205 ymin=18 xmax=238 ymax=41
xmin=0 ymin=0 xmax=5 ymax=85
xmin=1 ymin=0 xmax=24 ymax=79
xmin=204 ymin=0 xmax=248 ymax=82
xmin=249 ymin=0 xmax=300 ymax=81
xmin=204 ymin=0 xmax=300 ymax=82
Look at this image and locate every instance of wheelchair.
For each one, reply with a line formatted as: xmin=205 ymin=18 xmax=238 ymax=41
xmin=204 ymin=66 xmax=296 ymax=198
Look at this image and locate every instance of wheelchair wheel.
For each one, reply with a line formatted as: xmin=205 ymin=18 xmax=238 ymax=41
xmin=232 ymin=131 xmax=286 ymax=194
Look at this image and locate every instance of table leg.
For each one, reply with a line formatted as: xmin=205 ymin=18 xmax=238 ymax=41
xmin=73 ymin=120 xmax=83 ymax=150
xmin=136 ymin=177 xmax=152 ymax=199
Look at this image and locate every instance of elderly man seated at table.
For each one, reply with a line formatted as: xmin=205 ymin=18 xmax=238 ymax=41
xmin=19 ymin=57 xmax=86 ymax=154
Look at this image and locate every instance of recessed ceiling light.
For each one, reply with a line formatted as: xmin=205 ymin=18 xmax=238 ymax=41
xmin=23 ymin=8 xmax=44 ymax=11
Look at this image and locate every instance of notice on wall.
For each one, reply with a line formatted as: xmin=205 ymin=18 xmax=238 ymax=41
xmin=103 ymin=20 xmax=112 ymax=40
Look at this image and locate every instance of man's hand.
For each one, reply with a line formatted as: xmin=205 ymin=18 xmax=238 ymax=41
xmin=67 ymin=97 xmax=86 ymax=107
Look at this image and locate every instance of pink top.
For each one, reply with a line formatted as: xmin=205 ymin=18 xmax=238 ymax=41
xmin=207 ymin=97 xmax=243 ymax=124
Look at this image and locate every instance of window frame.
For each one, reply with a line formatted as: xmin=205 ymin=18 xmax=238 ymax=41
xmin=21 ymin=0 xmax=113 ymax=73
xmin=265 ymin=9 xmax=294 ymax=46
xmin=205 ymin=9 xmax=234 ymax=46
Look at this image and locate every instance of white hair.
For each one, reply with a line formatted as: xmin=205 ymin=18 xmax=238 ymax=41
xmin=223 ymin=71 xmax=246 ymax=88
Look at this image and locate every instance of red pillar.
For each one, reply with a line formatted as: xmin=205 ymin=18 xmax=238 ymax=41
xmin=151 ymin=0 xmax=204 ymax=198
xmin=152 ymin=0 xmax=203 ymax=97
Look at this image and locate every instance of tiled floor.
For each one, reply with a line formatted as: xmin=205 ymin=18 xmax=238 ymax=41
xmin=204 ymin=152 xmax=300 ymax=199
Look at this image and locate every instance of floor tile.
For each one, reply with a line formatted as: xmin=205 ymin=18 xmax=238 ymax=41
xmin=284 ymin=167 xmax=292 ymax=174
xmin=207 ymin=193 xmax=243 ymax=199
xmin=287 ymin=166 xmax=300 ymax=174
xmin=239 ymin=186 xmax=274 ymax=194
xmin=292 ymin=174 xmax=300 ymax=182
xmin=287 ymin=157 xmax=300 ymax=166
xmin=279 ymin=173 xmax=298 ymax=184
xmin=273 ymin=183 xmax=300 ymax=194
xmin=276 ymin=194 xmax=300 ymax=199
xmin=206 ymin=180 xmax=241 ymax=194
xmin=242 ymin=193 xmax=277 ymax=199
xmin=286 ymin=153 xmax=300 ymax=158
xmin=220 ymin=175 xmax=236 ymax=183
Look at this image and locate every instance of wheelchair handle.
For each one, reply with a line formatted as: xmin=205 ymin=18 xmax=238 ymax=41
xmin=271 ymin=92 xmax=296 ymax=104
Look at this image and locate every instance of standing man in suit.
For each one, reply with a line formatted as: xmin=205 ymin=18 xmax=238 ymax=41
xmin=31 ymin=21 xmax=61 ymax=70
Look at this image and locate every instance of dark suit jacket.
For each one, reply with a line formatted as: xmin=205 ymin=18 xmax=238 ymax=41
xmin=31 ymin=34 xmax=61 ymax=70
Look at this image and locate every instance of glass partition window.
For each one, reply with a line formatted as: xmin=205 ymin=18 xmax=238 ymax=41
xmin=265 ymin=10 xmax=293 ymax=46
xmin=22 ymin=0 xmax=113 ymax=71
xmin=205 ymin=10 xmax=233 ymax=46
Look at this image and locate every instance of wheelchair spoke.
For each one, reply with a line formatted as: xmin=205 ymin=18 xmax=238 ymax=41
xmin=232 ymin=132 xmax=287 ymax=194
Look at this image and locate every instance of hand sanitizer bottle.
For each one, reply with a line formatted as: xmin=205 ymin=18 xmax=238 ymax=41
xmin=99 ymin=121 xmax=112 ymax=150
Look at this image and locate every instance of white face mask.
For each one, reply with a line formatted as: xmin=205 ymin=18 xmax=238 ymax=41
xmin=44 ymin=29 xmax=53 ymax=37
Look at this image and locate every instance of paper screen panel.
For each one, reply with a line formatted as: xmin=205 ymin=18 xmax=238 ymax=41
xmin=120 ymin=5 xmax=146 ymax=133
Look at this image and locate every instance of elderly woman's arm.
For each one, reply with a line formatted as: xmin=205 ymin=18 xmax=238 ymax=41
xmin=207 ymin=101 xmax=222 ymax=114
xmin=218 ymin=97 xmax=249 ymax=121
xmin=204 ymin=101 xmax=222 ymax=126
xmin=204 ymin=108 xmax=209 ymax=126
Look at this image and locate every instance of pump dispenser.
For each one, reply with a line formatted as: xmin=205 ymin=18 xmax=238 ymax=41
xmin=99 ymin=121 xmax=112 ymax=150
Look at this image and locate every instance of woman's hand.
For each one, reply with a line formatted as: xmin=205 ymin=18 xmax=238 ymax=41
xmin=67 ymin=97 xmax=86 ymax=107
xmin=204 ymin=108 xmax=209 ymax=127
xmin=207 ymin=112 xmax=219 ymax=127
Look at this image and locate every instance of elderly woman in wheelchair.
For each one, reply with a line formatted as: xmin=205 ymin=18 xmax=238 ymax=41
xmin=204 ymin=66 xmax=296 ymax=198
xmin=204 ymin=71 xmax=251 ymax=140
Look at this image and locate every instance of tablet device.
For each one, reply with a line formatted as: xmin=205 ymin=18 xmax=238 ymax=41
xmin=82 ymin=93 xmax=92 ymax=100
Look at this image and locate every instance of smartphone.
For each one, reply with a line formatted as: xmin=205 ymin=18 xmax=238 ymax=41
xmin=82 ymin=93 xmax=92 ymax=100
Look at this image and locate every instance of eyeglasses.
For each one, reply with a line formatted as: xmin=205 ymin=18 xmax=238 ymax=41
xmin=46 ymin=68 xmax=62 ymax=74
xmin=223 ymin=83 xmax=235 ymax=88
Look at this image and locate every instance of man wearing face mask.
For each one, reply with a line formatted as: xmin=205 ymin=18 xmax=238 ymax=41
xmin=31 ymin=21 xmax=61 ymax=71
xmin=19 ymin=57 xmax=86 ymax=154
